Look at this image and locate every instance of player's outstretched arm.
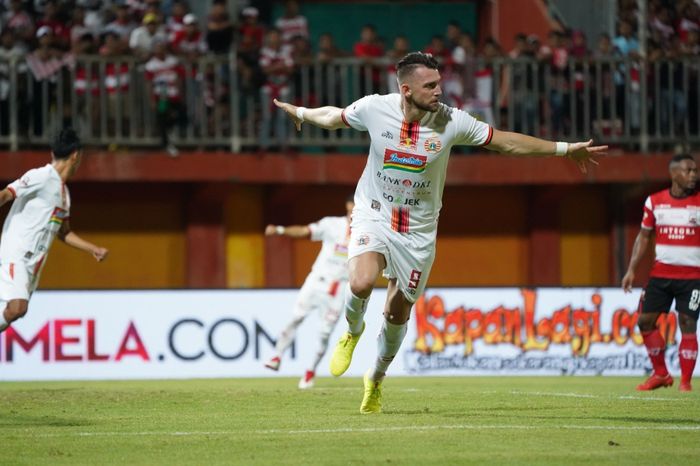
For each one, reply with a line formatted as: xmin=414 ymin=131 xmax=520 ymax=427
xmin=273 ymin=99 xmax=346 ymax=131
xmin=264 ymin=224 xmax=311 ymax=239
xmin=621 ymin=229 xmax=653 ymax=293
xmin=58 ymin=221 xmax=109 ymax=262
xmin=485 ymin=129 xmax=608 ymax=173
xmin=0 ymin=188 xmax=14 ymax=208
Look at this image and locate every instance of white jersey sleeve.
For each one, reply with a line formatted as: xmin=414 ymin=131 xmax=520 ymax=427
xmin=341 ymin=95 xmax=378 ymax=131
xmin=450 ymin=108 xmax=493 ymax=146
xmin=308 ymin=217 xmax=332 ymax=242
xmin=7 ymin=168 xmax=48 ymax=200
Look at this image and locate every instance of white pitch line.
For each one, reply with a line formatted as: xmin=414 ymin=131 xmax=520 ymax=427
xmin=26 ymin=423 xmax=700 ymax=439
xmin=508 ymin=391 xmax=686 ymax=401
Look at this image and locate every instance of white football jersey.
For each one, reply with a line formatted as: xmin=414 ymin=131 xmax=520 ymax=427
xmin=342 ymin=93 xmax=492 ymax=233
xmin=1 ymin=164 xmax=70 ymax=273
xmin=307 ymin=216 xmax=350 ymax=282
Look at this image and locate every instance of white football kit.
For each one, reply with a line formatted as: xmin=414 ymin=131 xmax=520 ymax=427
xmin=291 ymin=216 xmax=350 ymax=328
xmin=0 ymin=164 xmax=70 ymax=304
xmin=341 ymin=93 xmax=492 ymax=302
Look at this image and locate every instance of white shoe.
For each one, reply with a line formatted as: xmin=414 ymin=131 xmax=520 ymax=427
xmin=264 ymin=356 xmax=280 ymax=371
xmin=298 ymin=370 xmax=315 ymax=389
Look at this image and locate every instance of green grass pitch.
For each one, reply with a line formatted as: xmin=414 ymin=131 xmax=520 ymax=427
xmin=2 ymin=376 xmax=699 ymax=465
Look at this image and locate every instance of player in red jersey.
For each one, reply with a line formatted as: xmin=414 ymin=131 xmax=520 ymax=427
xmin=623 ymin=154 xmax=699 ymax=392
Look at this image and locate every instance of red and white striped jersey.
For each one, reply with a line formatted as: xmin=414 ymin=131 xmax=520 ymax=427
xmin=274 ymin=15 xmax=308 ymax=43
xmin=342 ymin=94 xmax=492 ymax=233
xmin=145 ymin=55 xmax=185 ymax=101
xmin=642 ymin=189 xmax=700 ymax=279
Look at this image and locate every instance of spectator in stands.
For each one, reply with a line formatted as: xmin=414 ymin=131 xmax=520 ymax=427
xmin=166 ymin=0 xmax=188 ymax=37
xmin=171 ymin=13 xmax=207 ymax=60
xmin=451 ymin=32 xmax=476 ymax=103
xmin=78 ymin=0 xmax=105 ymax=36
xmin=508 ymin=33 xmax=527 ymax=58
xmin=592 ymin=33 xmax=620 ymax=138
xmin=613 ymin=20 xmax=641 ymax=134
xmin=129 ymin=11 xmax=167 ymax=61
xmin=424 ymin=35 xmax=450 ymax=61
xmin=353 ymin=24 xmax=383 ymax=93
xmin=445 ymin=20 xmax=462 ymax=51
xmin=70 ymin=6 xmax=94 ymax=49
xmin=613 ymin=19 xmax=640 ymax=57
xmin=290 ymin=34 xmax=313 ymax=104
xmin=258 ymin=28 xmax=293 ymax=152
xmin=3 ymin=0 xmax=35 ymax=45
xmin=35 ymin=0 xmax=70 ymax=50
xmin=0 ymin=29 xmax=27 ymax=135
xmin=275 ymin=0 xmax=308 ymax=45
xmin=145 ymin=39 xmax=186 ymax=156
xmin=26 ymin=26 xmax=68 ymax=136
xmin=315 ymin=32 xmax=346 ymax=109
xmin=104 ymin=2 xmax=136 ymax=53
xmin=678 ymin=1 xmax=700 ymax=43
xmin=205 ymin=0 xmax=233 ymax=55
xmin=385 ymin=35 xmax=409 ymax=93
xmin=538 ymin=30 xmax=568 ymax=136
xmin=238 ymin=6 xmax=264 ymax=52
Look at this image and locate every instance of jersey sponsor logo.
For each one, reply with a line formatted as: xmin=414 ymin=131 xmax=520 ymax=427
xmin=382 ymin=192 xmax=421 ymax=206
xmin=424 ymin=137 xmax=442 ymax=153
xmin=333 ymin=243 xmax=348 ymax=258
xmin=658 ymin=226 xmax=696 ymax=240
xmin=356 ymin=234 xmax=370 ymax=246
xmin=383 ymin=149 xmax=427 ymax=173
xmin=381 ymin=131 xmax=393 ymax=140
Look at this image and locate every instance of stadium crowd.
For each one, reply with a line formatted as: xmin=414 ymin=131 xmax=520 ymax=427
xmin=0 ymin=0 xmax=698 ymax=152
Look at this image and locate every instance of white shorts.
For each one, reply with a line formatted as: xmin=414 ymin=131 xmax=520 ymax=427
xmin=293 ymin=274 xmax=346 ymax=333
xmin=348 ymin=216 xmax=436 ymax=303
xmin=0 ymin=260 xmax=35 ymax=308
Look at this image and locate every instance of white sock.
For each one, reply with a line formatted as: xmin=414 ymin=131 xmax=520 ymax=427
xmin=274 ymin=316 xmax=304 ymax=357
xmin=372 ymin=319 xmax=408 ymax=381
xmin=310 ymin=331 xmax=331 ymax=372
xmin=344 ymin=284 xmax=368 ymax=335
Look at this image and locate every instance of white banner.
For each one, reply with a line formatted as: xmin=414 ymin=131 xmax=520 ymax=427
xmin=0 ymin=288 xmax=695 ymax=381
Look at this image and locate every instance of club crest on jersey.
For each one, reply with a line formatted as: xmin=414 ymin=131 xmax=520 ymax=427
xmin=424 ymin=137 xmax=442 ymax=153
xmin=356 ymin=234 xmax=370 ymax=246
xmin=383 ymin=149 xmax=427 ymax=173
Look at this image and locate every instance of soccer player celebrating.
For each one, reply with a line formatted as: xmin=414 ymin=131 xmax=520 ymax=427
xmin=264 ymin=197 xmax=353 ymax=389
xmin=623 ymin=154 xmax=699 ymax=392
xmin=274 ymin=52 xmax=605 ymax=413
xmin=0 ymin=128 xmax=109 ymax=333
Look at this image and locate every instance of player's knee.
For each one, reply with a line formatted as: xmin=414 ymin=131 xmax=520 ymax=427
xmin=637 ymin=313 xmax=658 ymax=332
xmin=383 ymin=309 xmax=409 ymax=325
xmin=349 ymin=275 xmax=374 ymax=298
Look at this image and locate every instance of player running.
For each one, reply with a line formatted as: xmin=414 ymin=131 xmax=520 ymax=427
xmin=623 ymin=153 xmax=698 ymax=392
xmin=0 ymin=128 xmax=109 ymax=333
xmin=274 ymin=52 xmax=605 ymax=413
xmin=264 ymin=197 xmax=353 ymax=389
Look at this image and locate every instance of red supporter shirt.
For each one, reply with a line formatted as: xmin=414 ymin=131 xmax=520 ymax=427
xmin=641 ymin=189 xmax=700 ymax=279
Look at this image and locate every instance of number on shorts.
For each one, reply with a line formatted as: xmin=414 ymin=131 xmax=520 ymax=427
xmin=690 ymin=289 xmax=700 ymax=312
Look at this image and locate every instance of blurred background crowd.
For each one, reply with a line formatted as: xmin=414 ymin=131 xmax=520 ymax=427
xmin=0 ymin=0 xmax=698 ymax=154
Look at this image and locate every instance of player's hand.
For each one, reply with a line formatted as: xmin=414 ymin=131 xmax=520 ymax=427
xmin=273 ymin=99 xmax=303 ymax=131
xmin=566 ymin=139 xmax=608 ymax=174
xmin=621 ymin=271 xmax=635 ymax=293
xmin=93 ymin=247 xmax=109 ymax=262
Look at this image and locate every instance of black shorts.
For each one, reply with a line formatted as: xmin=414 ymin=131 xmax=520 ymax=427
xmin=641 ymin=277 xmax=700 ymax=319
